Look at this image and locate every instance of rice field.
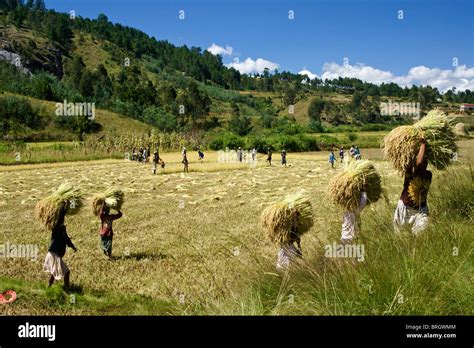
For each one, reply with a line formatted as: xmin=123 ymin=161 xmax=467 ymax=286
xmin=0 ymin=141 xmax=472 ymax=315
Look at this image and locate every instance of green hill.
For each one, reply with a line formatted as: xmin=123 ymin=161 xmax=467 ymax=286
xmin=1 ymin=1 xmax=473 ymax=143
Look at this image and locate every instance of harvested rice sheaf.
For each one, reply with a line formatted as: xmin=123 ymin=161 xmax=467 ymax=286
xmin=327 ymin=160 xmax=382 ymax=211
xmin=383 ymin=109 xmax=457 ymax=174
xmin=260 ymin=191 xmax=314 ymax=245
xmin=408 ymin=176 xmax=431 ymax=207
xmin=91 ymin=187 xmax=125 ymax=215
xmin=34 ymin=183 xmax=83 ymax=230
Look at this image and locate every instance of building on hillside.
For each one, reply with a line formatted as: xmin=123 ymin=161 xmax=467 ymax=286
xmin=460 ymin=104 xmax=474 ymax=112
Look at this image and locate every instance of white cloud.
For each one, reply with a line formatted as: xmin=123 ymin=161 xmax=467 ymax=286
xmin=226 ymin=57 xmax=279 ymax=75
xmin=207 ymin=43 xmax=233 ymax=56
xmin=317 ymin=62 xmax=474 ymax=92
xmin=298 ymin=69 xmax=319 ymax=80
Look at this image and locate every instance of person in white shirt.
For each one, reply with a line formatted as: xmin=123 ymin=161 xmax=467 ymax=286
xmin=341 ymin=191 xmax=367 ymax=243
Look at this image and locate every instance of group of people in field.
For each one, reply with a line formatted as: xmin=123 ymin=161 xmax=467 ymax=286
xmin=328 ymin=144 xmax=362 ymax=168
xmin=43 ymin=139 xmax=432 ymax=289
xmin=277 ymin=139 xmax=432 ymax=270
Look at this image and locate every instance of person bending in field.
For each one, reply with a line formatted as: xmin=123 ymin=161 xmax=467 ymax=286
xmin=43 ymin=202 xmax=77 ymax=291
xmin=281 ymin=149 xmax=287 ymax=167
xmin=266 ymin=148 xmax=272 ymax=166
xmin=341 ymin=188 xmax=367 ymax=244
xmin=276 ymin=229 xmax=302 ymax=271
xmin=354 ymin=146 xmax=362 ymax=160
xmin=182 ymin=147 xmax=189 ymax=172
xmin=198 ymin=149 xmax=204 ymax=161
xmin=99 ymin=203 xmax=123 ymax=259
xmin=393 ymin=138 xmax=432 ymax=235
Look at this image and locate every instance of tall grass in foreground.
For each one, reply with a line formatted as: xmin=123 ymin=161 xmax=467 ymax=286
xmin=206 ymin=166 xmax=473 ymax=315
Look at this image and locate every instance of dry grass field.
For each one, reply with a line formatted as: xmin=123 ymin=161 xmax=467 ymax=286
xmin=0 ymin=141 xmax=472 ymax=315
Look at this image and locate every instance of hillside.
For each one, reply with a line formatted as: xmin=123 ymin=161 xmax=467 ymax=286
xmin=1 ymin=1 xmax=473 ymax=144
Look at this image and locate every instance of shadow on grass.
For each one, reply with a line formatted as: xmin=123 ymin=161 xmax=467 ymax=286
xmin=114 ymin=251 xmax=168 ymax=261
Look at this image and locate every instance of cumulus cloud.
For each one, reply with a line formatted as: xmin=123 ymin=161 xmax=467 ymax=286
xmin=226 ymin=57 xmax=279 ymax=75
xmin=298 ymin=69 xmax=319 ymax=80
xmin=313 ymin=62 xmax=474 ymax=92
xmin=207 ymin=43 xmax=233 ymax=56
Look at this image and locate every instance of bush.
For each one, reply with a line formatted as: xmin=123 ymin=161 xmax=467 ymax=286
xmin=208 ymin=132 xmax=320 ymax=152
xmin=0 ymin=95 xmax=42 ymax=137
xmin=347 ymin=132 xmax=358 ymax=142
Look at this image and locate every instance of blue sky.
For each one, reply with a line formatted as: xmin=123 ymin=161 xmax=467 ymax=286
xmin=45 ymin=0 xmax=474 ymax=91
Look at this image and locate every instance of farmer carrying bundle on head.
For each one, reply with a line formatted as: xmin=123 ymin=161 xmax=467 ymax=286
xmin=260 ymin=191 xmax=314 ymax=271
xmin=43 ymin=202 xmax=77 ymax=291
xmin=281 ymin=149 xmax=287 ymax=167
xmin=393 ymin=138 xmax=432 ymax=235
xmin=328 ymin=160 xmax=382 ymax=244
xmin=92 ymin=188 xmax=125 ymax=259
xmin=35 ymin=183 xmax=82 ymax=291
xmin=98 ymin=203 xmax=122 ymax=259
xmin=182 ymin=147 xmax=189 ymax=172
xmin=383 ymin=110 xmax=457 ymax=235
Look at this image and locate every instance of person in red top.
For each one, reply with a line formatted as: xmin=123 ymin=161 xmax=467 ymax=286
xmin=99 ymin=203 xmax=122 ymax=259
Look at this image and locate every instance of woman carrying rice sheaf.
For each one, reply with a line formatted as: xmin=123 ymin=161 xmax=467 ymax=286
xmin=393 ymin=138 xmax=432 ymax=235
xmin=43 ymin=201 xmax=77 ymax=291
xmin=99 ymin=203 xmax=123 ymax=259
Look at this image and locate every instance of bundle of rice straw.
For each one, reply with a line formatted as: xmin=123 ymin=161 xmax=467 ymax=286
xmin=454 ymin=122 xmax=469 ymax=137
xmin=327 ymin=160 xmax=382 ymax=211
xmin=408 ymin=176 xmax=431 ymax=207
xmin=260 ymin=191 xmax=314 ymax=245
xmin=91 ymin=187 xmax=125 ymax=216
xmin=382 ymin=109 xmax=457 ymax=174
xmin=35 ymin=183 xmax=83 ymax=230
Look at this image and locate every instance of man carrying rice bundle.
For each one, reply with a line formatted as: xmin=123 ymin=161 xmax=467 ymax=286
xmin=327 ymin=160 xmax=382 ymax=243
xmin=393 ymin=138 xmax=432 ymax=235
xmin=383 ymin=110 xmax=456 ymax=234
xmin=35 ymin=183 xmax=82 ymax=291
xmin=260 ymin=191 xmax=314 ymax=270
